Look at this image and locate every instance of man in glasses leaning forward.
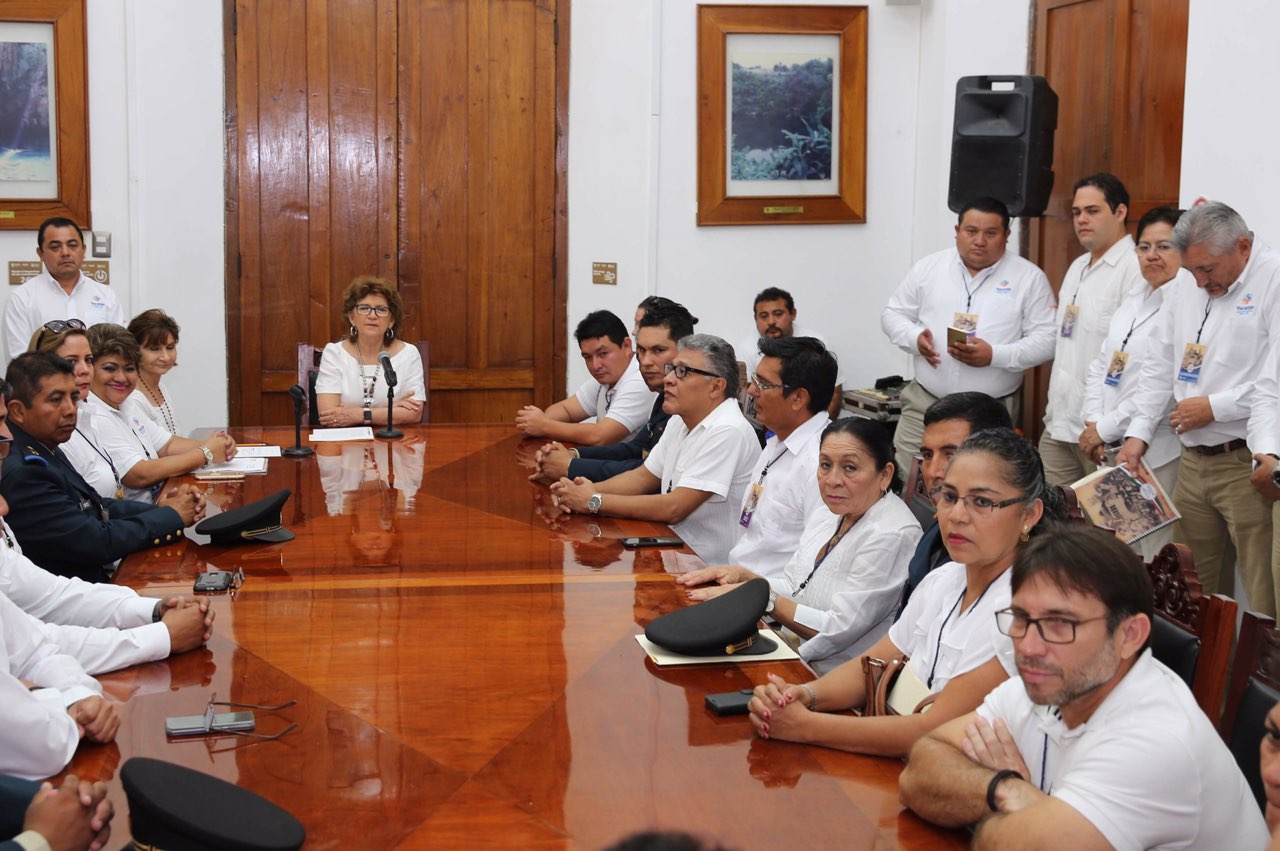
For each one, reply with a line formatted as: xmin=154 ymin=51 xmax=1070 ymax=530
xmin=3 ymin=217 xmax=124 ymax=361
xmin=900 ymin=526 xmax=1266 ymax=851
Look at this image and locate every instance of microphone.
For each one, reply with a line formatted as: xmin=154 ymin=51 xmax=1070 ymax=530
xmin=283 ymin=383 xmax=314 ymax=457
xmin=378 ymin=351 xmax=398 ymax=388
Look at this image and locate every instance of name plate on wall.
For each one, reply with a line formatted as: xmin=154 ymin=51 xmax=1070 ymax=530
xmin=8 ymin=261 xmax=110 ymax=286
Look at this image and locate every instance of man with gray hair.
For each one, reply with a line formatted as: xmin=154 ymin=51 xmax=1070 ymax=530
xmin=549 ymin=334 xmax=759 ymax=564
xmin=1118 ymin=201 xmax=1280 ymax=615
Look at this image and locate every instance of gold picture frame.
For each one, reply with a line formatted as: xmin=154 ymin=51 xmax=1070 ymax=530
xmin=697 ymin=4 xmax=867 ymax=226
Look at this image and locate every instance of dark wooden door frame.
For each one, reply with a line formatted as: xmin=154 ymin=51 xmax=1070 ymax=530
xmin=222 ymin=0 xmax=570 ymax=425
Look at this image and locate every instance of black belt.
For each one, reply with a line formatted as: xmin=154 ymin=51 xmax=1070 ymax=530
xmin=1186 ymin=438 xmax=1247 ymax=457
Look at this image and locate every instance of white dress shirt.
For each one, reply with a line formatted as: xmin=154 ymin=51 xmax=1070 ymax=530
xmin=776 ymin=493 xmax=921 ymax=672
xmin=881 ymin=248 xmax=1057 ymax=398
xmin=1044 ymin=236 xmax=1142 ymax=441
xmin=573 ymin=354 xmax=655 ymax=441
xmin=315 ymin=341 xmax=427 ymax=410
xmin=643 ymin=398 xmax=760 ymax=565
xmin=61 ymin=402 xmax=122 ymax=499
xmin=1127 ymin=240 xmax=1280 ymax=448
xmin=84 ymin=393 xmax=173 ymax=502
xmin=0 ymin=588 xmax=100 ymax=780
xmin=1248 ymin=332 xmax=1280 ymax=457
xmin=736 ymin=322 xmax=847 ymax=386
xmin=3 ymin=270 xmax=125 ymax=361
xmin=0 ymin=520 xmax=170 ymax=674
xmin=1081 ymin=273 xmax=1183 ymax=468
xmin=887 ymin=560 xmax=1012 ymax=694
xmin=978 ymin=651 xmax=1268 ymax=850
xmin=727 ymin=411 xmax=831 ymax=581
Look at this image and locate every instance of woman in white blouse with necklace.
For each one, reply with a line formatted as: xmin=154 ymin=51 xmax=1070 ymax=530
xmin=678 ymin=417 xmax=922 ymax=673
xmin=127 ymin=308 xmax=183 ymax=437
xmin=315 ymin=277 xmax=425 ymax=427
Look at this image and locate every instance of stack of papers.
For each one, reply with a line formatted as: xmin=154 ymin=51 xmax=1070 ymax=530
xmin=308 ymin=427 xmax=375 ymax=442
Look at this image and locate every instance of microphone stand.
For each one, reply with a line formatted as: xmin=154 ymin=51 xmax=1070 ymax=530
xmin=284 ymin=384 xmax=314 ymax=457
xmin=376 ymin=360 xmax=403 ymax=440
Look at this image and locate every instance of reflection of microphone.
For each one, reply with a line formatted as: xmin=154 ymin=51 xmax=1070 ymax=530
xmin=378 ymin=351 xmax=398 ymax=388
xmin=284 ymin=383 xmax=314 ymax=457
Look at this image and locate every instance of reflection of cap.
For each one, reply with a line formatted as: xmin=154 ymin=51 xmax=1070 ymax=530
xmin=645 ymin=577 xmax=777 ymax=656
xmin=121 ymin=757 xmax=305 ymax=850
xmin=195 ymin=488 xmax=294 ymax=546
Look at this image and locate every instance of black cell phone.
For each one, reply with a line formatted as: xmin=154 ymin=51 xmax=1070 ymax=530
xmin=193 ymin=570 xmax=234 ymax=593
xmin=621 ymin=536 xmax=684 ymax=548
xmin=705 ymin=688 xmax=755 ymax=716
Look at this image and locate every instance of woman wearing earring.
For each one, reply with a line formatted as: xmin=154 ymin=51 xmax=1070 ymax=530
xmin=315 ymin=277 xmax=425 ymax=427
xmin=677 ymin=418 xmax=922 ymax=673
xmin=28 ymin=320 xmax=123 ymax=498
xmin=127 ymin=308 xmax=183 ymax=436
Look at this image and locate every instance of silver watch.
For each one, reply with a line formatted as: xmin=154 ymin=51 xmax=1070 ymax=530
xmin=586 ymin=493 xmax=603 ymax=515
xmin=199 ymin=445 xmax=215 ymax=467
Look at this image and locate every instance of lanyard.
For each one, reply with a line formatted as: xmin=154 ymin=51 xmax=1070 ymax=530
xmin=76 ymin=427 xmax=122 ymax=490
xmin=756 ymin=446 xmax=789 ymax=487
xmin=1195 ymin=296 xmax=1213 ymax=344
xmin=1118 ymin=302 xmax=1161 ymax=352
xmin=794 ymin=513 xmax=857 ymax=596
xmin=926 ymin=580 xmax=996 ymax=688
xmin=961 ymin=264 xmax=998 ymax=314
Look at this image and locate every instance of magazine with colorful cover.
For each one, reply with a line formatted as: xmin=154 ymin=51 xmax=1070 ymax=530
xmin=1070 ymin=459 xmax=1181 ymax=544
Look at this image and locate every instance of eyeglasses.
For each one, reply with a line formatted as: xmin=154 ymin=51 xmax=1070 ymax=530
xmin=353 ymin=304 xmax=391 ymax=317
xmin=748 ymin=375 xmax=790 ymax=393
xmin=664 ymin=363 xmax=720 ymax=381
xmin=929 ymin=487 xmax=1033 ymax=513
xmin=995 ymin=608 xmax=1108 ymax=644
xmin=41 ymin=319 xmax=86 ymax=334
xmin=188 ymin=691 xmax=299 ymax=740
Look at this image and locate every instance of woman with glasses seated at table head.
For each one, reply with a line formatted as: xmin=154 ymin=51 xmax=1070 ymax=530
xmin=27 ymin=319 xmax=123 ymax=499
xmin=746 ymin=427 xmax=1066 ymax=757
xmin=83 ymin=324 xmax=235 ymax=502
xmin=677 ymin=417 xmax=922 ymax=674
xmin=127 ymin=308 xmax=183 ymax=437
xmin=315 ymin=276 xmax=425 ymax=428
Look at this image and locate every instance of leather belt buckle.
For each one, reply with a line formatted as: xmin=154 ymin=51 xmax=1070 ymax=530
xmin=1189 ymin=438 xmax=1246 ymax=457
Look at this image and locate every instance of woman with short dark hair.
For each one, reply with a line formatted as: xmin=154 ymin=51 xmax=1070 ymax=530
xmin=127 ymin=308 xmax=183 ymax=436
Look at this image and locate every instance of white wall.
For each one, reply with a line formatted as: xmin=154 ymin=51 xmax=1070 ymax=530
xmin=566 ymin=0 xmax=1033 ymax=395
xmin=0 ymin=0 xmax=226 ymax=428
xmin=1180 ymin=0 xmax=1280 ymax=240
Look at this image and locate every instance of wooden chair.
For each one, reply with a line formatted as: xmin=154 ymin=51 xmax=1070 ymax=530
xmin=1054 ymin=483 xmax=1087 ymax=525
xmin=902 ymin=455 xmax=935 ymax=527
xmin=1144 ymin=542 xmax=1237 ymax=720
xmin=297 ymin=342 xmax=431 ymax=426
xmin=1221 ymin=611 xmax=1280 ymax=810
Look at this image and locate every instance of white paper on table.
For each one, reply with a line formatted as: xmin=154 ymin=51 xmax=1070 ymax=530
xmin=308 ymin=427 xmax=375 ymax=442
xmin=204 ymin=457 xmax=268 ymax=474
xmin=634 ymin=627 xmax=801 ymax=666
xmin=235 ymin=445 xmax=282 ymax=458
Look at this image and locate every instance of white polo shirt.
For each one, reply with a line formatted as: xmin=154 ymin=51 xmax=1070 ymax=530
xmin=1081 ymin=273 xmax=1183 ymax=468
xmin=643 ymin=398 xmax=759 ymax=565
xmin=573 ymin=354 xmax=655 ymax=441
xmin=85 ymin=392 xmax=174 ymax=502
xmin=727 ymin=411 xmax=830 ymax=580
xmin=887 ymin=560 xmax=1012 ymax=693
xmin=1127 ymin=240 xmax=1280 ymax=449
xmin=881 ymin=248 xmax=1057 ymax=398
xmin=61 ymin=402 xmax=123 ymax=499
xmin=3 ymin=270 xmax=125 ymax=361
xmin=1044 ymin=236 xmax=1142 ymax=442
xmin=978 ymin=650 xmax=1268 ymax=850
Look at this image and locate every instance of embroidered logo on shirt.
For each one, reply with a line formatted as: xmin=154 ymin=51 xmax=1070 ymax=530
xmin=1237 ymin=292 xmax=1256 ymax=316
xmin=131 ymin=416 xmax=148 ymax=434
xmin=995 ymin=279 xmax=1012 ymax=294
xmin=90 ymin=295 xmax=107 ymax=309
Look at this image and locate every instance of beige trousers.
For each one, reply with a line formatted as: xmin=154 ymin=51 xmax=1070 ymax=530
xmin=1037 ymin=434 xmax=1098 ymax=487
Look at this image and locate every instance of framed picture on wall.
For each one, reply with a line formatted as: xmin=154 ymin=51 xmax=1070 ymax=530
xmin=697 ymin=5 xmax=867 ymax=226
xmin=0 ymin=0 xmax=90 ymax=230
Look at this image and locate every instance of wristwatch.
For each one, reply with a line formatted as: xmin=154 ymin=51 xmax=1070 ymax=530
xmin=586 ymin=493 xmax=603 ymax=515
xmin=1270 ymin=454 xmax=1280 ymax=489
xmin=363 ymin=405 xmax=373 ymax=424
xmin=765 ymin=589 xmax=777 ymax=614
xmin=199 ymin=445 xmax=215 ymax=467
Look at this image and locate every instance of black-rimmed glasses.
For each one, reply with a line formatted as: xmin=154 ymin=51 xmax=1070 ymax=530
xmin=995 ymin=608 xmax=1108 ymax=644
xmin=663 ymin=363 xmax=719 ymax=380
xmin=353 ymin=304 xmax=391 ymax=317
xmin=41 ymin=318 xmax=87 ymax=334
xmin=929 ymin=487 xmax=1033 ymax=513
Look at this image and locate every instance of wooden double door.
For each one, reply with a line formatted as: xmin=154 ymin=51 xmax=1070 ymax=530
xmin=225 ymin=0 xmax=567 ymax=425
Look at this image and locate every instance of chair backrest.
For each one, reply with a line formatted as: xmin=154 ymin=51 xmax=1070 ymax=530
xmin=1054 ymin=483 xmax=1087 ymax=525
xmin=902 ymin=455 xmax=936 ymax=527
xmin=1228 ymin=675 xmax=1280 ymax=810
xmin=297 ymin=341 xmax=431 ymax=425
xmin=1145 ymin=542 xmax=1238 ymax=719
xmin=1224 ymin=610 xmax=1280 ymax=736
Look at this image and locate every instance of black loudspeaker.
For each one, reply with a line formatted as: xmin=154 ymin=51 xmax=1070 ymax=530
xmin=948 ymin=75 xmax=1058 ymax=218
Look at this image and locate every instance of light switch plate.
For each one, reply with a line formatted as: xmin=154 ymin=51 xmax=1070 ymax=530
xmin=92 ymin=231 xmax=111 ymax=257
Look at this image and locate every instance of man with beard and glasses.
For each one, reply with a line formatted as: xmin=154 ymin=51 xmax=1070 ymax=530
xmin=900 ymin=526 xmax=1266 ymax=850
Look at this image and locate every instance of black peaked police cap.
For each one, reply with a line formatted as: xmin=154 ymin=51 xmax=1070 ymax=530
xmin=646 ymin=577 xmax=778 ymax=656
xmin=195 ymin=488 xmax=294 ymax=546
xmin=121 ymin=757 xmax=305 ymax=850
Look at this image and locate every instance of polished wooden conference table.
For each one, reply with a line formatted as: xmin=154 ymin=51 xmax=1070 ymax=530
xmin=60 ymin=424 xmax=964 ymax=849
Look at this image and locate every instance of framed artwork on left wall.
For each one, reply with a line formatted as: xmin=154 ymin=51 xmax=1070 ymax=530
xmin=697 ymin=4 xmax=867 ymax=226
xmin=0 ymin=0 xmax=90 ymax=230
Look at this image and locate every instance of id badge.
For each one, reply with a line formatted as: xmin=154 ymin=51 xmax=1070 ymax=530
xmin=1060 ymin=304 xmax=1080 ymax=338
xmin=1178 ymin=342 xmax=1207 ymax=383
xmin=739 ymin=482 xmax=763 ymax=528
xmin=951 ymin=312 xmax=978 ymax=334
xmin=1104 ymin=351 xmax=1129 ymax=387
